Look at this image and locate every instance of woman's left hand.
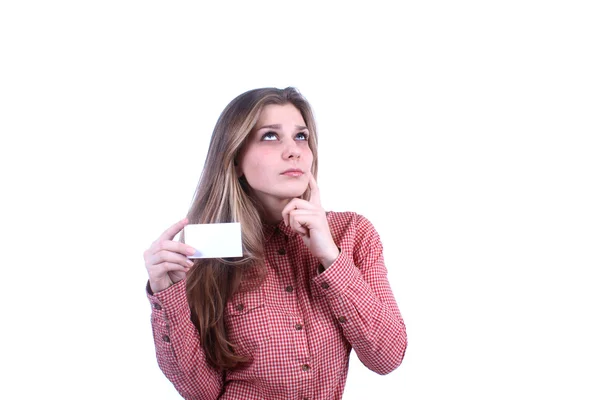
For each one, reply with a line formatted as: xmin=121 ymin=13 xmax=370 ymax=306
xmin=281 ymin=172 xmax=340 ymax=268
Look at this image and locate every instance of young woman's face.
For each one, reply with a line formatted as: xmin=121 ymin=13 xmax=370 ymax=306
xmin=237 ymin=103 xmax=314 ymax=206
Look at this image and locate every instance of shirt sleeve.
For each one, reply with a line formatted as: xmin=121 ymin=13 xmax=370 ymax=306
xmin=147 ymin=279 xmax=224 ymax=399
xmin=311 ymin=215 xmax=407 ymax=375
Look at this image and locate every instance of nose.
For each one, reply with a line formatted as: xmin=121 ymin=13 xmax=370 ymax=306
xmin=283 ymin=141 xmax=301 ymax=159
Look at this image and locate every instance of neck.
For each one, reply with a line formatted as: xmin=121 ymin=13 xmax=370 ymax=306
xmin=255 ymin=196 xmax=294 ymax=225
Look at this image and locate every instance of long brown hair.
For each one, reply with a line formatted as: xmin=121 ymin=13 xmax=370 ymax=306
xmin=183 ymin=87 xmax=319 ymax=371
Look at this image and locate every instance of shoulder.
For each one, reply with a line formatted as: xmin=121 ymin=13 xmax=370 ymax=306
xmin=325 ymin=211 xmax=380 ymax=241
xmin=326 ymin=210 xmax=376 ymax=227
xmin=325 ymin=211 xmax=384 ymax=266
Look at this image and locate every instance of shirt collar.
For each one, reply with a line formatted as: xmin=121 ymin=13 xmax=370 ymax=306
xmin=262 ymin=219 xmax=296 ymax=242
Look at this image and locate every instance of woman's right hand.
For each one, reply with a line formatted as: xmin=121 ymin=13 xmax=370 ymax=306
xmin=144 ymin=217 xmax=197 ymax=294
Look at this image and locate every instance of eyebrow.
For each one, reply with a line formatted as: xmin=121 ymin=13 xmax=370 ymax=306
xmin=256 ymin=124 xmax=308 ymax=131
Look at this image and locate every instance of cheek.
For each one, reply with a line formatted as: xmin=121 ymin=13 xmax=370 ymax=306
xmin=243 ymin=148 xmax=277 ymax=175
xmin=303 ymin=146 xmax=314 ymax=164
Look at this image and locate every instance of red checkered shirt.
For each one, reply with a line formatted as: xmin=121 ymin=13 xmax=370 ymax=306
xmin=147 ymin=211 xmax=407 ymax=399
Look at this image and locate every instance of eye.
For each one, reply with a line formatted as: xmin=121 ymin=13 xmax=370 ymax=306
xmin=261 ymin=131 xmax=278 ymax=141
xmin=296 ymin=131 xmax=309 ymax=141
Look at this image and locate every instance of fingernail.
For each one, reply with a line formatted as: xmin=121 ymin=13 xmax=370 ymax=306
xmin=187 ymin=247 xmax=196 ymax=255
xmin=186 ymin=260 xmax=194 ymax=266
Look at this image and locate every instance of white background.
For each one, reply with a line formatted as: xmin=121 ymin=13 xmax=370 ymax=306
xmin=1 ymin=1 xmax=599 ymax=399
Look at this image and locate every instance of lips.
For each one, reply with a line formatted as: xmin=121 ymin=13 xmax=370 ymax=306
xmin=281 ymin=168 xmax=304 ymax=177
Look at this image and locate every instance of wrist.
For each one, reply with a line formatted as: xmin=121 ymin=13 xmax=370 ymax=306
xmin=319 ymin=247 xmax=340 ymax=270
xmin=149 ymin=281 xmax=171 ymax=295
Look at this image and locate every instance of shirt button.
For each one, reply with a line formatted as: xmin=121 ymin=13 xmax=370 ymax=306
xmin=338 ymin=316 xmax=348 ymax=323
xmin=320 ymin=282 xmax=330 ymax=289
xmin=162 ymin=335 xmax=170 ymax=343
xmin=301 ymin=364 xmax=310 ymax=371
xmin=277 ymin=248 xmax=286 ymax=255
xmin=153 ymin=303 xmax=162 ymax=310
xmin=295 ymin=323 xmax=303 ymax=330
xmin=235 ymin=303 xmax=244 ymax=311
xmin=285 ymin=285 xmax=293 ymax=293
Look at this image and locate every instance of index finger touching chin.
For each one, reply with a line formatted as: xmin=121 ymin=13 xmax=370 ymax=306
xmin=308 ymin=171 xmax=321 ymax=206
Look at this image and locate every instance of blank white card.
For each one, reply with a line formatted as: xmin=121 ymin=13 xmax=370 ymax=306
xmin=184 ymin=223 xmax=243 ymax=259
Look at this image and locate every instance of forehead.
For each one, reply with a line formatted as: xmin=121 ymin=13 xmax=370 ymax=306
xmin=256 ymin=103 xmax=306 ymax=125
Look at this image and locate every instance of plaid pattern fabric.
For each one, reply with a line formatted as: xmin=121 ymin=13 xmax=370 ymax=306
xmin=147 ymin=212 xmax=407 ymax=399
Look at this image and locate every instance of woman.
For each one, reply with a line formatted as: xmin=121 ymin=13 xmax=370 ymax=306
xmin=143 ymin=87 xmax=407 ymax=399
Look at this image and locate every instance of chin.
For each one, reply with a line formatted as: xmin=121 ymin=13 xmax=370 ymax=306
xmin=273 ymin=184 xmax=308 ymax=199
xmin=276 ymin=189 xmax=306 ymax=199
xmin=253 ymin=181 xmax=308 ymax=201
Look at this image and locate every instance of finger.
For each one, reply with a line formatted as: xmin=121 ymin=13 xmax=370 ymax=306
xmin=282 ymin=198 xmax=314 ymax=220
xmin=281 ymin=199 xmax=299 ymax=227
xmin=147 ymin=262 xmax=191 ymax=281
xmin=156 ymin=261 xmax=191 ymax=273
xmin=150 ymin=239 xmax=196 ymax=257
xmin=147 ymin=249 xmax=195 ymax=269
xmin=282 ymin=198 xmax=311 ymax=226
xmin=307 ymin=172 xmax=321 ymax=206
xmin=288 ymin=209 xmax=312 ymax=236
xmin=158 ymin=217 xmax=189 ymax=242
xmin=289 ymin=216 xmax=309 ymax=236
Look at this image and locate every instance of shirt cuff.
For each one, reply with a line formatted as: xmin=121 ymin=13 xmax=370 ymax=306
xmin=146 ymin=279 xmax=190 ymax=325
xmin=312 ymin=249 xmax=360 ymax=296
